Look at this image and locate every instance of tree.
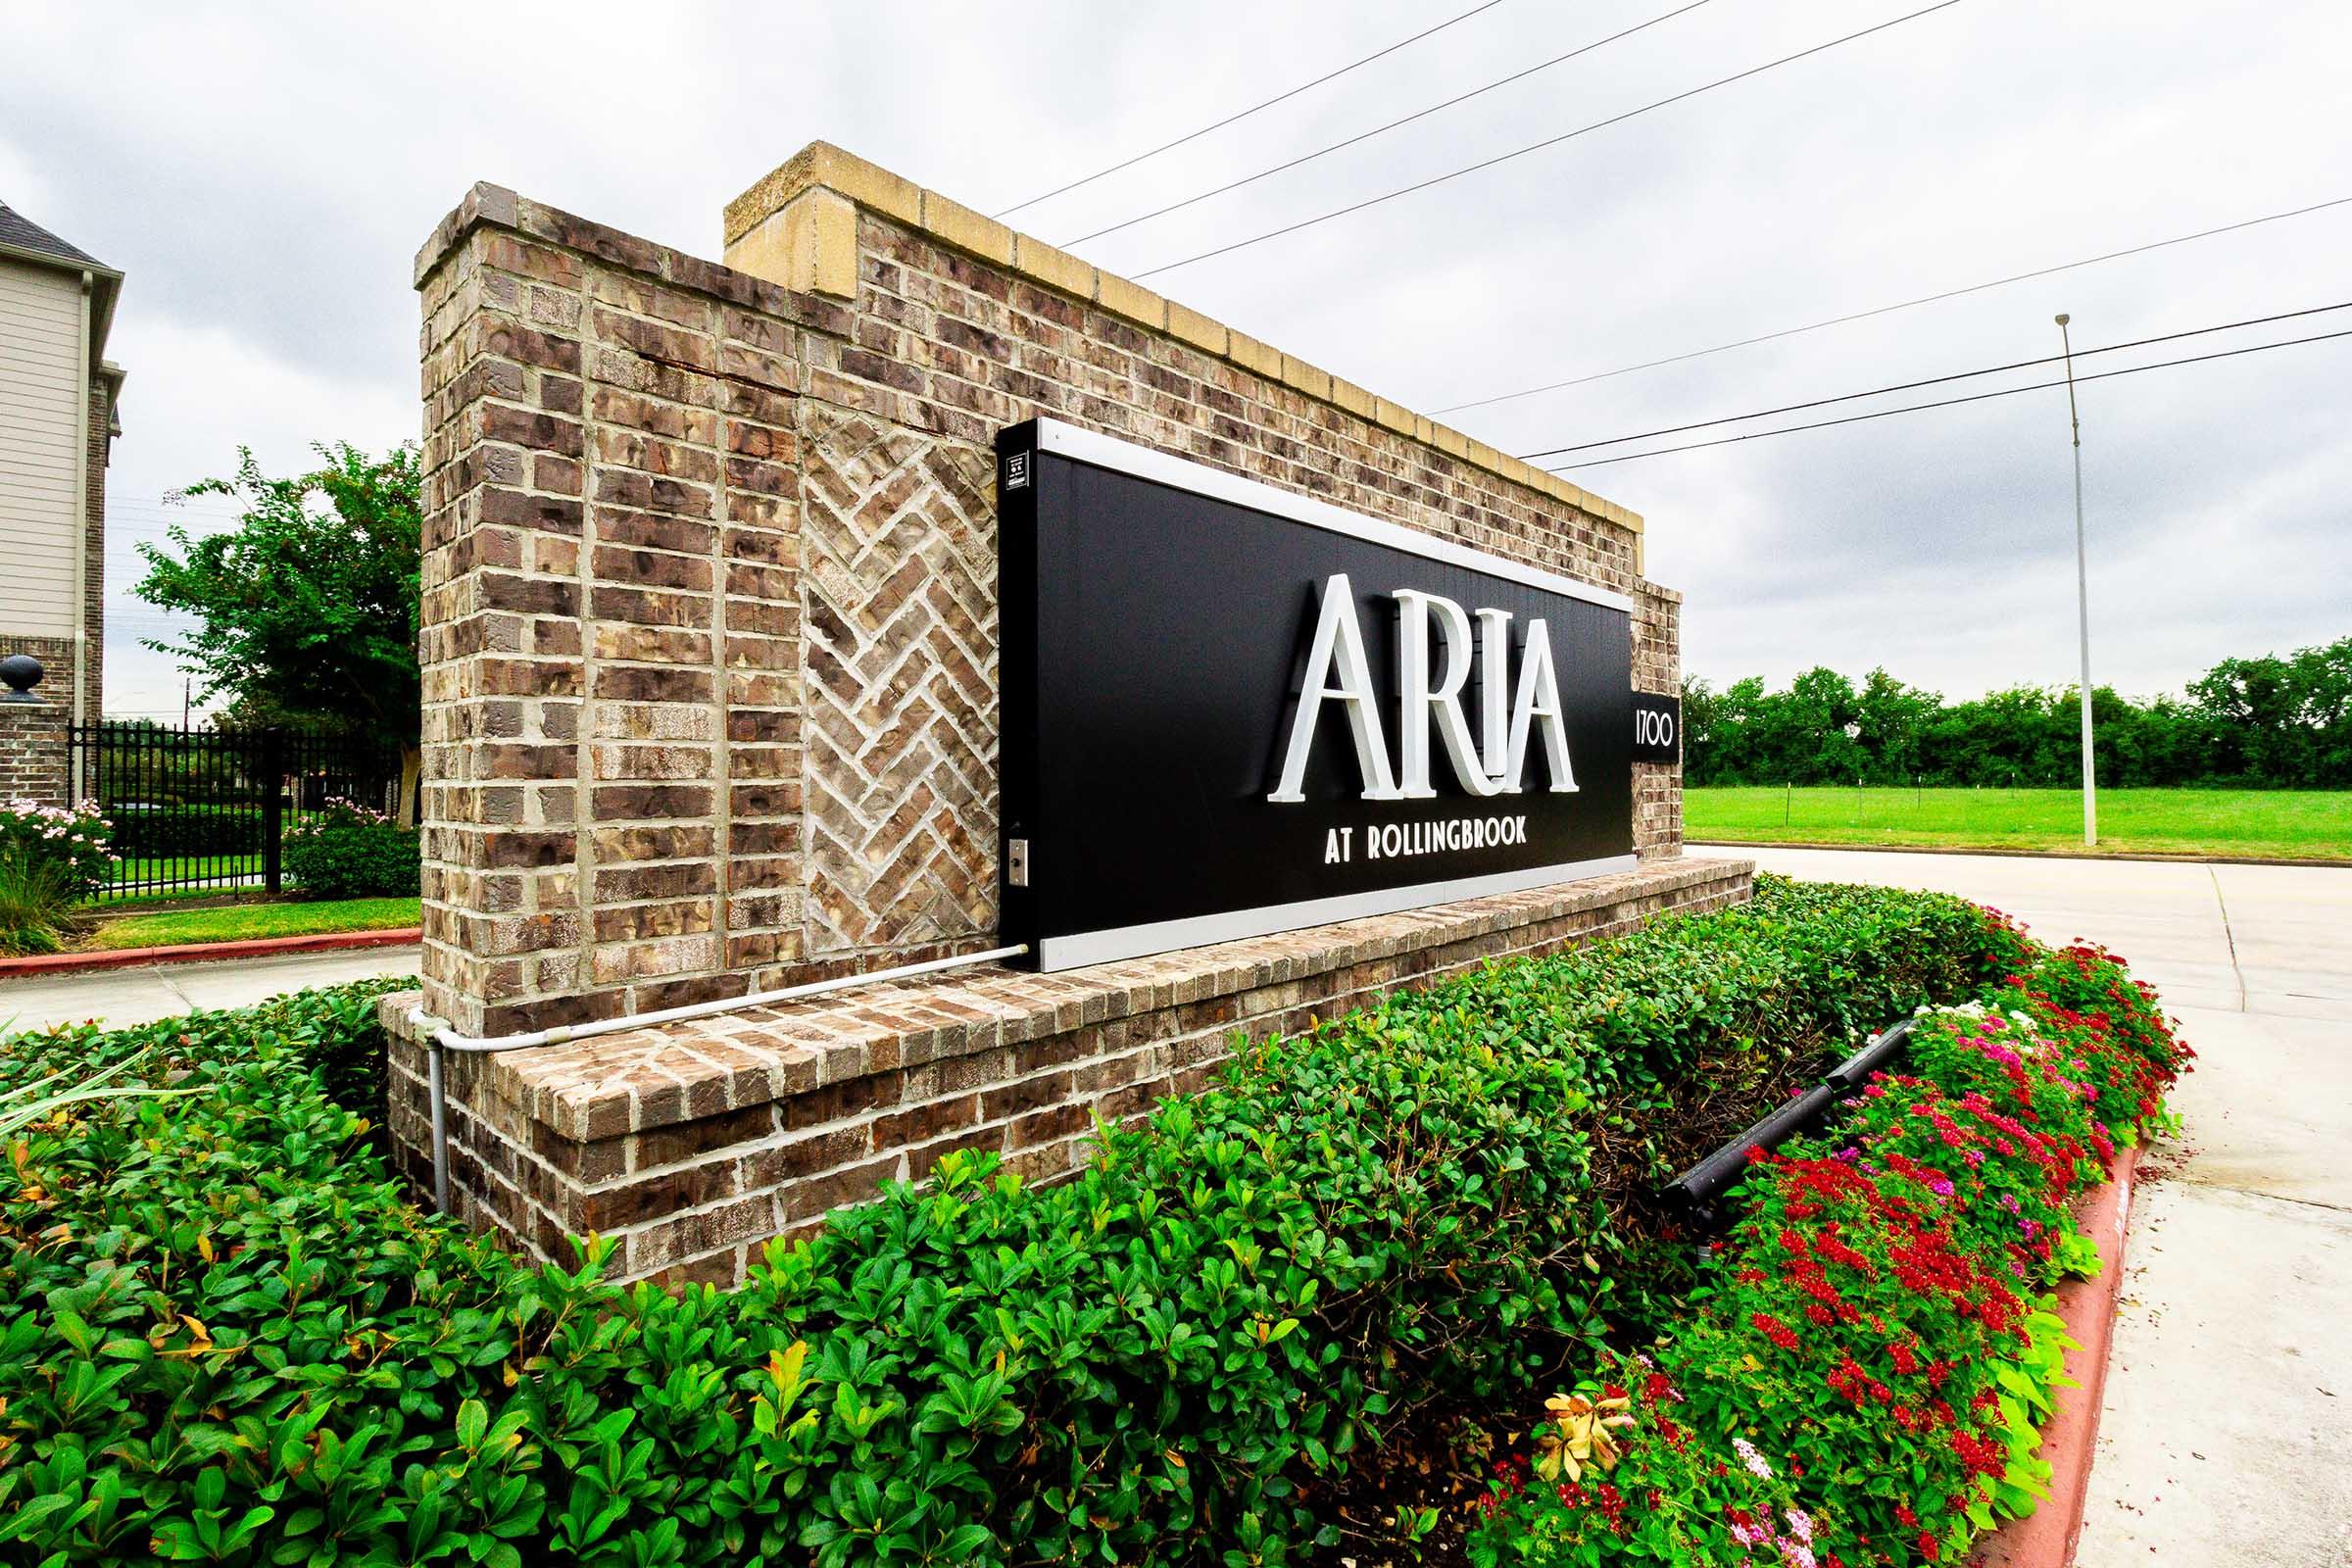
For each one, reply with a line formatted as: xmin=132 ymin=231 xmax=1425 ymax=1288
xmin=1683 ymin=633 xmax=2350 ymax=790
xmin=1855 ymin=667 xmax=1939 ymax=786
xmin=134 ymin=442 xmax=423 ymax=822
xmin=2192 ymin=635 xmax=2352 ymax=787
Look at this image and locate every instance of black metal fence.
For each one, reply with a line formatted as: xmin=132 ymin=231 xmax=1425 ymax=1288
xmin=67 ymin=722 xmax=404 ymax=903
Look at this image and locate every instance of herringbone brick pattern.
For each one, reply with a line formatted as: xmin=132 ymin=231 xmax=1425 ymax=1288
xmin=797 ymin=404 xmax=998 ymax=954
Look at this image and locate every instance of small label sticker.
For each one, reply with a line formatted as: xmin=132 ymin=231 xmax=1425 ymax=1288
xmin=1004 ymin=451 xmax=1031 ymax=491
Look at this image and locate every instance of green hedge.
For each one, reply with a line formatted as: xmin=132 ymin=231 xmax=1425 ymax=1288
xmin=0 ymin=878 xmax=2022 ymax=1567
xmin=281 ymin=802 xmax=420 ymax=899
xmin=105 ymin=806 xmax=266 ymax=859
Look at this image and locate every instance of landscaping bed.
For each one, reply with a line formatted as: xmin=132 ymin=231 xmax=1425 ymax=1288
xmin=79 ymin=897 xmax=423 ymax=953
xmin=1450 ymin=942 xmax=2185 ymax=1565
xmin=0 ymin=877 xmax=2184 ymax=1566
xmin=3 ymin=797 xmax=419 ymax=957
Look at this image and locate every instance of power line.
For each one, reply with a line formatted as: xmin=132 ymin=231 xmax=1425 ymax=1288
xmin=993 ymin=0 xmax=1507 ymax=220
xmin=1543 ymin=324 xmax=2352 ymax=469
xmin=1062 ymin=0 xmax=1712 ymax=249
xmin=1131 ymin=0 xmax=1966 ymax=279
xmin=1439 ymin=192 xmax=2352 ymax=414
xmin=1520 ymin=299 xmax=2352 ymax=459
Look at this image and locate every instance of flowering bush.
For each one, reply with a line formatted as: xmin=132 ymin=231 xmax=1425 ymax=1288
xmin=1471 ymin=941 xmax=2188 ymax=1567
xmin=281 ymin=795 xmax=420 ymax=897
xmin=0 ymin=798 xmax=117 ymax=897
xmin=1469 ymin=1357 xmax=1828 ymax=1564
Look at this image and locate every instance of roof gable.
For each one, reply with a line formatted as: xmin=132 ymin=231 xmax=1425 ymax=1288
xmin=0 ymin=199 xmax=111 ymax=271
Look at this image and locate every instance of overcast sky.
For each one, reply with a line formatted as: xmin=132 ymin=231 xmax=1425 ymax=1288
xmin=6 ymin=0 xmax=2348 ymax=720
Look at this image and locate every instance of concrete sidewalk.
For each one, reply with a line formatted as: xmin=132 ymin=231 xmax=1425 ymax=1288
xmin=0 ymin=945 xmax=421 ymax=1035
xmin=1733 ymin=847 xmax=2352 ymax=1566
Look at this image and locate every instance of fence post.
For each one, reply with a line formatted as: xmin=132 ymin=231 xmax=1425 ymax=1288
xmin=262 ymin=729 xmax=285 ymax=894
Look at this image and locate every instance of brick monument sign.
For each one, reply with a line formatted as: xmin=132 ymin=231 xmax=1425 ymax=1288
xmin=385 ymin=142 xmax=1752 ymax=1285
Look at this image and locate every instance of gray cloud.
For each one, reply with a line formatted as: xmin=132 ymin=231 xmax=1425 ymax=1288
xmin=4 ymin=0 xmax=2345 ymax=718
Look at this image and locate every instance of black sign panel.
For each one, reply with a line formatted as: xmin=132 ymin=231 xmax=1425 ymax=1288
xmin=1632 ymin=693 xmax=1683 ymax=762
xmin=997 ymin=418 xmax=1642 ymax=970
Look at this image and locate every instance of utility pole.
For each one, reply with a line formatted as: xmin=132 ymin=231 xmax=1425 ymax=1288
xmin=2055 ymin=314 xmax=2097 ymax=847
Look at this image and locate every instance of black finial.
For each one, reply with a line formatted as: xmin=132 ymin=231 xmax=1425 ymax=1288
xmin=0 ymin=654 xmax=45 ymax=702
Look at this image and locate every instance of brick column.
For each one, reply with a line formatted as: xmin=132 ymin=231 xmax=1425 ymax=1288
xmin=1632 ymin=583 xmax=1684 ymax=858
xmin=0 ymin=679 xmax=69 ymax=808
xmin=414 ymin=187 xmax=809 ymax=1034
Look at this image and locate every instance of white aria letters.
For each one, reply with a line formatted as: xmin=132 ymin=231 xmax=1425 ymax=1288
xmin=1269 ymin=573 xmax=1579 ymax=803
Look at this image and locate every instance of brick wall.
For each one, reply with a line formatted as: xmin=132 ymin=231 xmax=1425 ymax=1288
xmin=412 ymin=145 xmax=1682 ymax=1036
xmin=387 ymin=856 xmax=1751 ymax=1285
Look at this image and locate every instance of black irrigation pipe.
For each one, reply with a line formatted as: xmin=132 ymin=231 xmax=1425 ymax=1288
xmin=1661 ymin=1018 xmax=1915 ymax=1231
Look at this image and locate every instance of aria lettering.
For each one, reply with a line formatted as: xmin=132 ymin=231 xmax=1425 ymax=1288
xmin=1269 ymin=573 xmax=1579 ymax=803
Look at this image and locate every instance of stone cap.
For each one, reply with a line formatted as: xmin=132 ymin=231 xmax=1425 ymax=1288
xmin=723 ymin=141 xmax=1642 ymax=538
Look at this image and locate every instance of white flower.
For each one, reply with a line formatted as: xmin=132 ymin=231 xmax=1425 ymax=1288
xmin=1732 ymin=1437 xmax=1773 ymax=1480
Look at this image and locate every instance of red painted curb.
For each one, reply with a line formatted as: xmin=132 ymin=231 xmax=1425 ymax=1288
xmin=1970 ymin=1142 xmax=2142 ymax=1568
xmin=0 ymin=927 xmax=421 ymax=978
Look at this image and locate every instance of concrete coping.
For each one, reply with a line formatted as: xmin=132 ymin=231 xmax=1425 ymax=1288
xmin=391 ymin=857 xmax=1749 ymax=1146
xmin=720 ymin=141 xmax=1642 ymax=538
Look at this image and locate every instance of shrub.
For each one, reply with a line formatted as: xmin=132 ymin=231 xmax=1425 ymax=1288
xmin=281 ymin=796 xmax=420 ymax=897
xmin=0 ymin=799 xmax=115 ymax=953
xmin=0 ymin=798 xmax=117 ymax=898
xmin=105 ymin=804 xmax=266 ymax=858
xmin=0 ymin=851 xmax=80 ymax=956
xmin=1466 ymin=942 xmax=2188 ymax=1566
xmin=0 ymin=879 xmax=2023 ymax=1567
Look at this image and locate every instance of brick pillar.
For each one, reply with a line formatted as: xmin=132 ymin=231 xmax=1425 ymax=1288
xmin=0 ymin=690 xmax=70 ymax=808
xmin=0 ymin=637 xmax=74 ymax=808
xmin=1632 ymin=583 xmax=1684 ymax=858
xmin=414 ymin=187 xmax=819 ymax=1036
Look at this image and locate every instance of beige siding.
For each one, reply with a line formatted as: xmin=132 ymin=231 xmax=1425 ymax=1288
xmin=0 ymin=260 xmax=83 ymax=637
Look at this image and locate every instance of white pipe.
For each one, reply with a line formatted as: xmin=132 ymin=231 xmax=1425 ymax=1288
xmin=409 ymin=943 xmax=1030 ymax=1212
xmin=426 ymin=1033 xmax=448 ymax=1213
xmin=70 ymin=271 xmax=92 ymax=792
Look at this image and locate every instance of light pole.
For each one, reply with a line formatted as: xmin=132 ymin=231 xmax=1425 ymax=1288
xmin=2055 ymin=314 xmax=2097 ymax=848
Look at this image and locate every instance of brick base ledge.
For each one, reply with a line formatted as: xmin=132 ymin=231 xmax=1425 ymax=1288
xmin=382 ymin=854 xmax=1752 ymax=1285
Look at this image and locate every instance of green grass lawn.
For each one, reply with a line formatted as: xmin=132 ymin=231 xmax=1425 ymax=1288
xmin=1687 ymin=786 xmax=2352 ymax=861
xmin=85 ymin=897 xmax=421 ymax=952
xmin=89 ymin=884 xmax=267 ymax=909
xmin=105 ymin=854 xmax=265 ymax=887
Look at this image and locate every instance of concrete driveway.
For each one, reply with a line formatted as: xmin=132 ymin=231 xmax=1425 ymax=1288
xmin=0 ymin=945 xmax=421 ymax=1036
xmin=1728 ymin=847 xmax=2352 ymax=1566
